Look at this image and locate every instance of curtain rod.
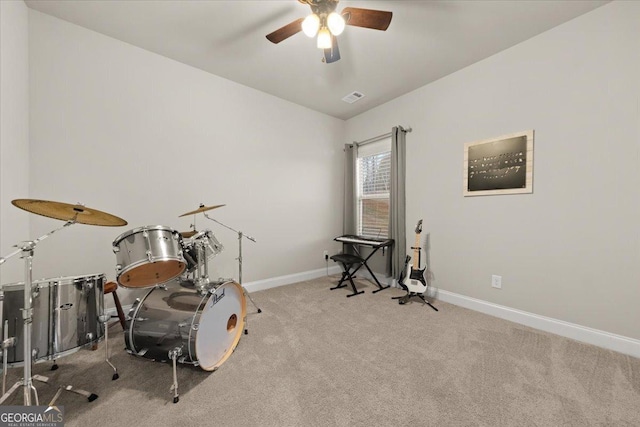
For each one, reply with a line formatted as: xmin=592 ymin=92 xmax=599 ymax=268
xmin=354 ymin=126 xmax=412 ymax=147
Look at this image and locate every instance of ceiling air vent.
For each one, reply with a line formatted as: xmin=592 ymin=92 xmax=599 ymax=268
xmin=342 ymin=91 xmax=365 ymax=104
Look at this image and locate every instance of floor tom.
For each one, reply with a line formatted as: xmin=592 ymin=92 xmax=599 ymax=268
xmin=0 ymin=274 xmax=105 ymax=366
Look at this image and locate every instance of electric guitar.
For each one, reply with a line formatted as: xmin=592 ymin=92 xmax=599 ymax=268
xmin=400 ymin=220 xmax=427 ymax=294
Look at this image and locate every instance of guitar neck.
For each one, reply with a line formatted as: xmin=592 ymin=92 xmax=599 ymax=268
xmin=412 ymin=232 xmax=421 ymax=269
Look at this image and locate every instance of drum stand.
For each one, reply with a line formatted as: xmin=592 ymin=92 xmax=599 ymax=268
xmin=168 ymin=347 xmax=182 ymax=404
xmin=100 ymin=314 xmax=119 ymax=381
xmin=193 ymin=238 xmax=211 ymax=291
xmin=0 ymin=220 xmax=98 ymax=405
xmin=203 ymin=214 xmax=262 ymax=326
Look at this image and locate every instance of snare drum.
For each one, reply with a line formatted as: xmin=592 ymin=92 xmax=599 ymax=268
xmin=182 ymin=230 xmax=223 ymax=273
xmin=0 ymin=274 xmax=105 ymax=366
xmin=126 ymin=279 xmax=245 ymax=371
xmin=113 ymin=225 xmax=186 ymax=288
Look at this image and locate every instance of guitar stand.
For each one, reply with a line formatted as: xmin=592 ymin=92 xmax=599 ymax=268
xmin=392 ymin=251 xmax=438 ymax=311
xmin=395 ymin=292 xmax=438 ymax=311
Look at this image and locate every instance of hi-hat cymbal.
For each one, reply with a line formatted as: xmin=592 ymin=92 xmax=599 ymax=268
xmin=12 ymin=199 xmax=128 ymax=227
xmin=179 ymin=204 xmax=225 ymax=217
xmin=180 ymin=230 xmax=198 ymax=238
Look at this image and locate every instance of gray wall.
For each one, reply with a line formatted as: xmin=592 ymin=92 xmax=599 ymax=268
xmin=0 ymin=1 xmax=30 ymax=284
xmin=345 ymin=1 xmax=640 ymax=340
xmin=26 ymin=10 xmax=345 ymax=305
xmin=4 ymin=1 xmax=638 ymax=344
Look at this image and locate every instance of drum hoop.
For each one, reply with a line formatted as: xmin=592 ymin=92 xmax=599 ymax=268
xmin=115 ymin=256 xmax=185 ymax=278
xmin=55 ymin=273 xmax=106 ymax=284
xmin=126 ymin=285 xmax=156 ymax=355
xmin=187 ymin=290 xmax=210 ymax=364
xmin=190 ymin=230 xmax=209 ymax=241
xmin=183 ymin=230 xmax=216 ymax=246
xmin=6 ymin=334 xmax=104 ymax=367
xmin=194 ymin=280 xmax=246 ymax=371
xmin=113 ymin=225 xmax=180 ymax=244
xmin=2 ymin=273 xmax=105 ymax=290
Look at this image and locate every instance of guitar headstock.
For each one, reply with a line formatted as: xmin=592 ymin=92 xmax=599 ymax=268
xmin=415 ymin=219 xmax=422 ymax=234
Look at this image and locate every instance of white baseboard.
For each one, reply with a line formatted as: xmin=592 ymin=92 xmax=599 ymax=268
xmin=243 ymin=265 xmax=342 ymax=292
xmin=436 ymin=289 xmax=640 ymax=359
xmin=105 ymin=270 xmax=639 ymax=359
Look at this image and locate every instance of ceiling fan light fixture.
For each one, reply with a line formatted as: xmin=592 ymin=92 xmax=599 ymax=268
xmin=327 ymin=12 xmax=345 ymax=36
xmin=302 ymin=13 xmax=320 ymax=37
xmin=317 ymin=27 xmax=332 ymax=49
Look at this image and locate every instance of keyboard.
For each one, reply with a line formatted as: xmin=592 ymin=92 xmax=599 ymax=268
xmin=334 ymin=234 xmax=393 ymax=248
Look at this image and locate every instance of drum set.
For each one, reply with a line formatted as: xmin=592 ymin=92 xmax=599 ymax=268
xmin=112 ymin=203 xmax=257 ymax=403
xmin=0 ymin=199 xmax=128 ymax=406
xmin=0 ymin=199 xmax=258 ymax=406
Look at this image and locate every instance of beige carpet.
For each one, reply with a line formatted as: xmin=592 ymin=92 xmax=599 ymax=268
xmin=3 ymin=275 xmax=639 ymax=426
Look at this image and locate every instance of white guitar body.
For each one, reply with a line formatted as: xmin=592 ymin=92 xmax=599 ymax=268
xmin=405 ymin=263 xmax=427 ymax=294
xmin=402 ymin=220 xmax=427 ymax=295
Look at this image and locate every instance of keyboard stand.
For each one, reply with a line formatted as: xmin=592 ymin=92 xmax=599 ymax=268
xmin=332 ymin=236 xmax=393 ymax=294
xmin=352 ymin=246 xmax=390 ymax=293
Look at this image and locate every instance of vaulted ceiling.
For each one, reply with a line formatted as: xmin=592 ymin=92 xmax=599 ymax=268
xmin=25 ymin=0 xmax=609 ymax=120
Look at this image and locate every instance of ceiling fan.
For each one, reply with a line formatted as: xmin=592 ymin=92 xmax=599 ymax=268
xmin=266 ymin=0 xmax=392 ymax=64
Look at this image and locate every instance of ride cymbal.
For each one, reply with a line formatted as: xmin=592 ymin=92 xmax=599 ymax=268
xmin=179 ymin=204 xmax=225 ymax=217
xmin=11 ymin=199 xmax=127 ymax=227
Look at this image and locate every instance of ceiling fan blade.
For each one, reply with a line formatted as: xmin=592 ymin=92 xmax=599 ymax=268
xmin=342 ymin=7 xmax=392 ymax=31
xmin=323 ymin=35 xmax=340 ymax=64
xmin=266 ymin=18 xmax=304 ymax=44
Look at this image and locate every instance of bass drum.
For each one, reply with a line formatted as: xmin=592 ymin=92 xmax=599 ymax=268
xmin=125 ymin=279 xmax=246 ymax=371
xmin=1 ymin=274 xmax=105 ymax=366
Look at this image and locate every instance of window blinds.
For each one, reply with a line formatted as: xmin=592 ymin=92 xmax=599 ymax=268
xmin=357 ymin=139 xmax=391 ymax=238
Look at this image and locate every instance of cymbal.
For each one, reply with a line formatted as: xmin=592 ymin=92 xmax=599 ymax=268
xmin=12 ymin=199 xmax=128 ymax=227
xmin=180 ymin=230 xmax=198 ymax=238
xmin=179 ymin=204 xmax=225 ymax=217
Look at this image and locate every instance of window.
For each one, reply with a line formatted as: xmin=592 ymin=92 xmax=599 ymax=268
xmin=357 ymin=138 xmax=391 ymax=238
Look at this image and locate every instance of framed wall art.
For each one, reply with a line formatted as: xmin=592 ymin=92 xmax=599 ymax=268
xmin=463 ymin=130 xmax=534 ymax=196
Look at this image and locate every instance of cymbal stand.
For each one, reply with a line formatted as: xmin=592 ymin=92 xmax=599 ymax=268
xmin=0 ymin=219 xmax=98 ymax=405
xmin=203 ymin=213 xmax=261 ymax=319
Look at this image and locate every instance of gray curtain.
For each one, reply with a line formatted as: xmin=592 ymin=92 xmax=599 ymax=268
xmin=389 ymin=126 xmax=407 ymax=279
xmin=343 ymin=144 xmax=357 ymax=235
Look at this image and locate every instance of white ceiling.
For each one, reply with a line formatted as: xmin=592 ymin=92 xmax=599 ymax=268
xmin=25 ymin=0 xmax=609 ymax=120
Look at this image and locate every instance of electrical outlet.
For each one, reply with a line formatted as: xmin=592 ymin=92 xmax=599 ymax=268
xmin=323 ymin=250 xmax=329 ymax=260
xmin=491 ymin=275 xmax=502 ymax=289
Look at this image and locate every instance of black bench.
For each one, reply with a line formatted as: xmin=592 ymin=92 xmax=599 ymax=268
xmin=329 ymin=253 xmax=366 ymax=297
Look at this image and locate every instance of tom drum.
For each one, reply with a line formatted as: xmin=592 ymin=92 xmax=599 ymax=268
xmin=181 ymin=230 xmax=223 ymax=273
xmin=113 ymin=225 xmax=186 ymax=288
